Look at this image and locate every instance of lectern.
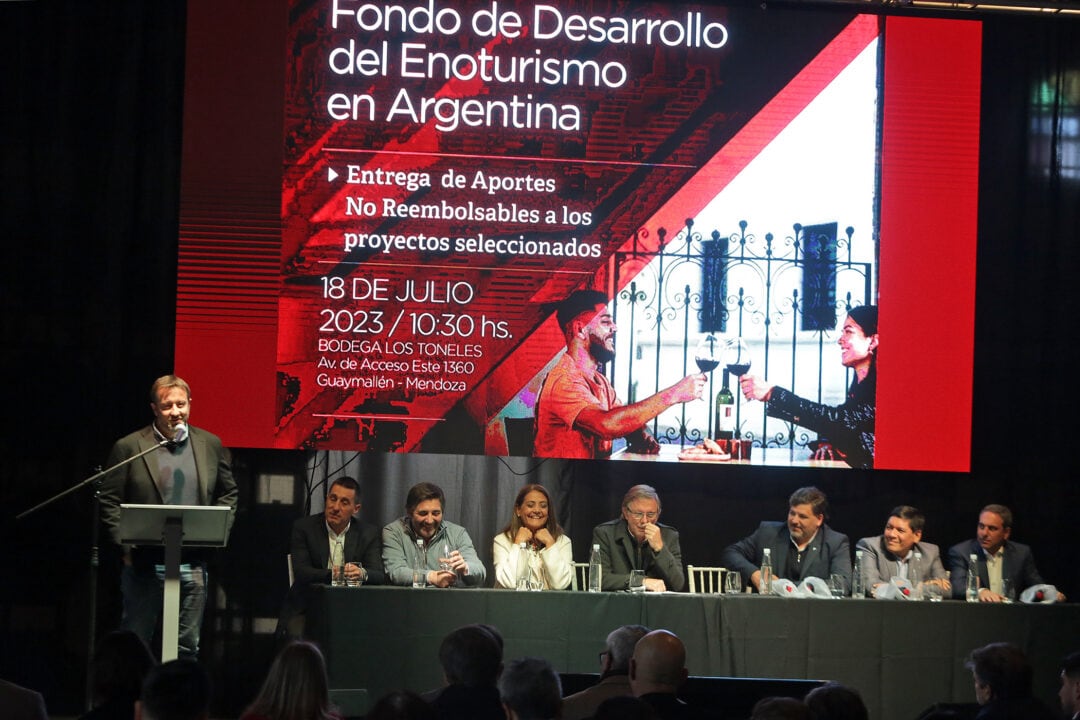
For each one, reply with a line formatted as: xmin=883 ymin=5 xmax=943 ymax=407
xmin=118 ymin=504 xmax=232 ymax=661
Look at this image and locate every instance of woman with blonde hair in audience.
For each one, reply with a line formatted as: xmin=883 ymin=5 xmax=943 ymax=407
xmin=493 ymin=484 xmax=573 ymax=590
xmin=241 ymin=641 xmax=340 ymax=720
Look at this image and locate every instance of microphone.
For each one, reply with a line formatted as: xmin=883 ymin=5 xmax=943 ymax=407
xmin=166 ymin=422 xmax=189 ymax=448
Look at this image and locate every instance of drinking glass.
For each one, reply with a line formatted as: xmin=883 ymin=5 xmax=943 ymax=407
xmin=725 ymin=571 xmax=743 ymax=595
xmin=345 ymin=562 xmax=363 ymax=588
xmin=723 ymin=337 xmax=752 ymax=378
xmin=440 ymin=542 xmax=454 ymax=573
xmin=924 ymin=582 xmax=944 ymax=602
xmin=828 ymin=573 xmax=846 ymax=598
xmin=1001 ymin=578 xmax=1015 ymax=603
xmin=628 ymin=570 xmax=646 ymax=593
xmin=694 ymin=334 xmax=721 ymax=374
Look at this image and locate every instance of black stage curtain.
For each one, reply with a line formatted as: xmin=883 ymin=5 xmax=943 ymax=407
xmin=1 ymin=2 xmax=1079 ymax=715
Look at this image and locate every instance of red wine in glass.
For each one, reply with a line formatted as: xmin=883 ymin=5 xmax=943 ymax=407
xmin=726 ymin=361 xmax=751 ymax=376
xmin=696 ymin=358 xmax=720 ymax=373
xmin=723 ymin=337 xmax=752 ymax=376
xmin=693 ymin=335 xmax=721 ymax=375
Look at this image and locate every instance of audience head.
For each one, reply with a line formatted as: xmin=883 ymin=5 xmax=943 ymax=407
xmin=882 ymin=506 xmax=924 ymax=559
xmin=90 ymin=629 xmax=155 ymax=706
xmin=242 ymin=640 xmax=335 ymax=720
xmin=366 ymin=690 xmax=436 ymax=720
xmin=966 ymin=642 xmax=1033 ymax=704
xmin=136 ymin=659 xmax=210 ymax=720
xmin=621 ymin=485 xmax=662 ymax=545
xmin=629 ymin=629 xmax=688 ymax=697
xmin=750 ymin=696 xmax=809 ymax=720
xmin=602 ymin=624 xmax=650 ymax=677
xmin=804 ymin=682 xmax=869 ymax=720
xmin=977 ymin=505 xmax=1013 ymax=555
xmin=439 ymin=624 xmax=504 ymax=688
xmin=503 ymin=483 xmax=562 ymax=541
xmin=787 ymin=487 xmax=828 ymax=545
xmin=405 ymin=482 xmax=445 ymax=542
xmin=324 ymin=477 xmax=360 ymax=535
xmin=1059 ymin=651 xmax=1080 ymax=717
xmin=498 ymin=657 xmax=562 ymax=720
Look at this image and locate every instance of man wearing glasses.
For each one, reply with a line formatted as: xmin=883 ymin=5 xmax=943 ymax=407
xmin=592 ymin=485 xmax=684 ymax=592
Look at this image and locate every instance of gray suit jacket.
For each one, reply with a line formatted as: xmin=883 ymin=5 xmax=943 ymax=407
xmin=98 ymin=424 xmax=238 ymax=556
xmin=591 ymin=519 xmax=685 ymax=592
xmin=855 ymin=535 xmax=947 ymax=589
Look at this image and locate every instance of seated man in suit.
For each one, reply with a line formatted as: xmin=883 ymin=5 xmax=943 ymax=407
xmin=277 ymin=476 xmax=384 ymax=638
xmin=721 ymin=486 xmax=851 ymax=593
xmin=592 ymin=484 xmax=684 ymax=592
xmin=856 ymin=505 xmax=950 ymax=597
xmin=947 ymin=504 xmax=1064 ymax=602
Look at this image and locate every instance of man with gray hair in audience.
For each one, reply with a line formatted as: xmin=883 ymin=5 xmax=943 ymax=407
xmin=562 ymin=624 xmax=650 ymax=720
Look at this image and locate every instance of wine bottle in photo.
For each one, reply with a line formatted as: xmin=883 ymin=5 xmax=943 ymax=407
xmin=714 ymin=369 xmax=734 ymax=441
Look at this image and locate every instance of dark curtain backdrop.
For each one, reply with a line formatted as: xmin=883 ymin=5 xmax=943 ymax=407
xmin=2 ymin=1 xmax=1079 ymax=716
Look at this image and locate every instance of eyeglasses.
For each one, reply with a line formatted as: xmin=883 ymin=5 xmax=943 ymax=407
xmin=625 ymin=510 xmax=659 ymax=521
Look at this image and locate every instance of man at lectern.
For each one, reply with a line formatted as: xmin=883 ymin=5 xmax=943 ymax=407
xmin=99 ymin=374 xmax=237 ymax=659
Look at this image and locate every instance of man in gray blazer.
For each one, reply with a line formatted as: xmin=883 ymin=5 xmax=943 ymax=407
xmin=99 ymin=375 xmax=237 ymax=659
xmin=721 ymin=486 xmax=851 ymax=593
xmin=592 ymin=485 xmax=684 ymax=592
xmin=855 ymin=505 xmax=949 ymax=597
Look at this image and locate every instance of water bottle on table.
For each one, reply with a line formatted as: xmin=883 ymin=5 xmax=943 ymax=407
xmin=588 ymin=543 xmax=602 ymax=593
xmin=760 ymin=548 xmax=773 ymax=595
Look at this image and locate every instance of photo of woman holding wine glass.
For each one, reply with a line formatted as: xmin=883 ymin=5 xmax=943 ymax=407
xmin=493 ymin=484 xmax=573 ymax=590
xmin=739 ymin=305 xmax=878 ymax=469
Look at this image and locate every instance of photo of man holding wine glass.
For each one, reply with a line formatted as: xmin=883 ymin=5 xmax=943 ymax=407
xmin=533 ymin=289 xmax=707 ymax=459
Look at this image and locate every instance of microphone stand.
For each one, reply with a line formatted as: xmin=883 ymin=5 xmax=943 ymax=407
xmin=16 ymin=437 xmax=172 ymax=711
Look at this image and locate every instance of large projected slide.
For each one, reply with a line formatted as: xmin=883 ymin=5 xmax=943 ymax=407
xmin=177 ymin=1 xmax=978 ymax=471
